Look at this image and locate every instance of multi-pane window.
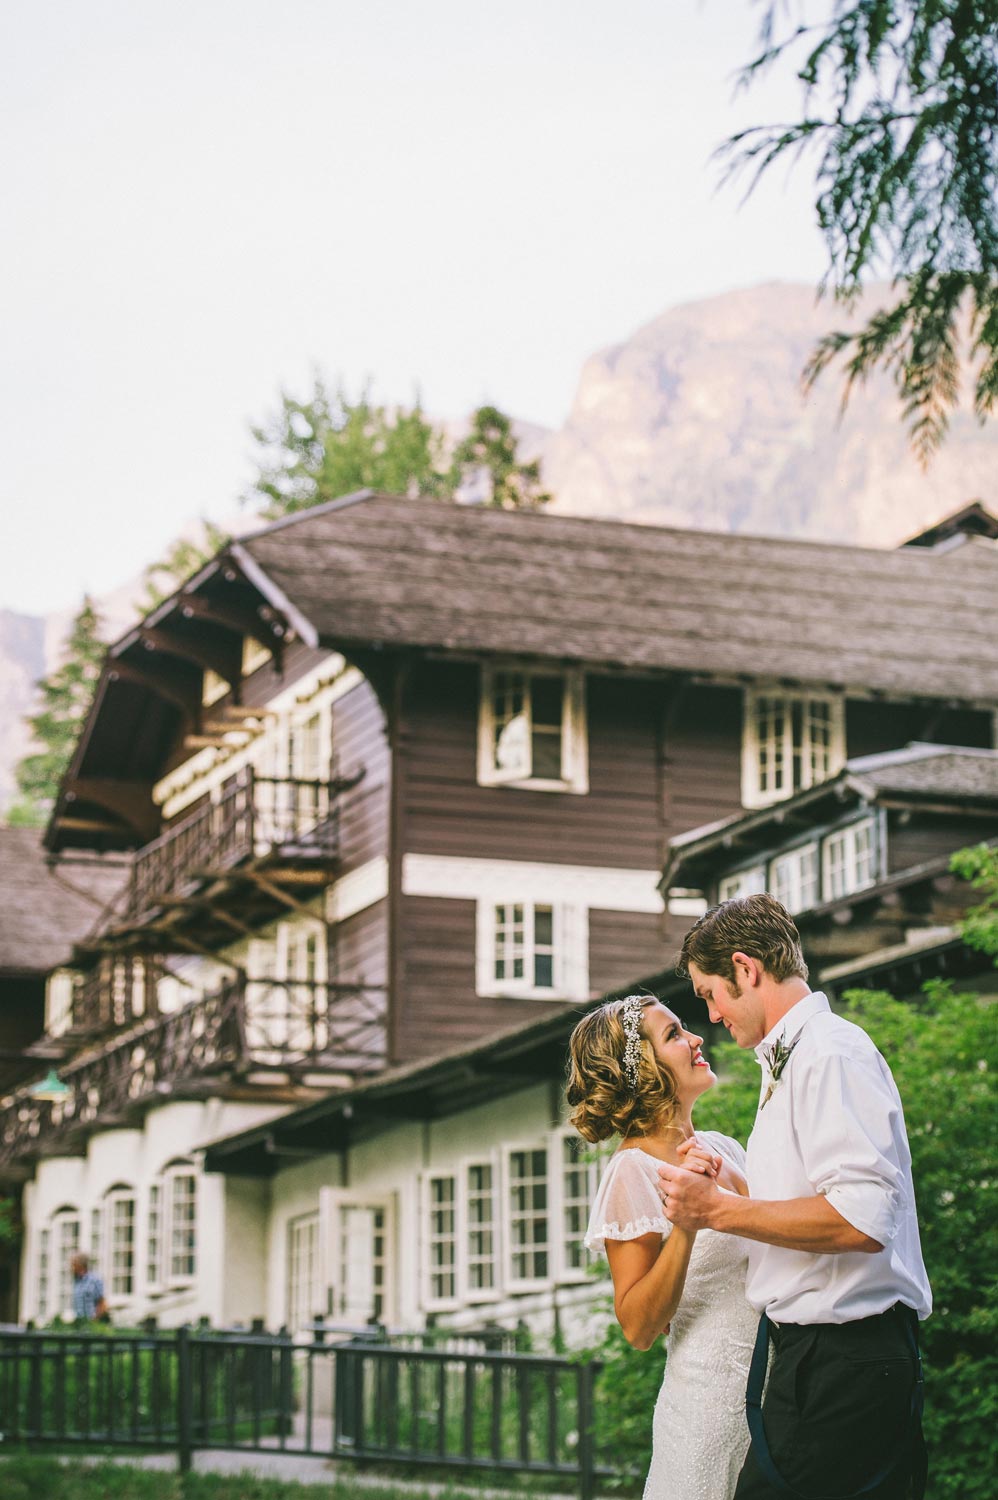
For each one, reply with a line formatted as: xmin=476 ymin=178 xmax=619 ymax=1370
xmin=508 ymin=1148 xmax=548 ymax=1283
xmin=466 ymin=1163 xmax=497 ymax=1294
xmin=718 ymin=865 xmax=767 ymax=903
xmin=426 ymin=1175 xmax=457 ymax=1303
xmin=54 ymin=1213 xmax=81 ymax=1317
xmin=108 ymin=1192 xmax=136 ymax=1297
xmin=822 ymin=818 xmax=879 ymax=901
xmin=478 ymin=666 xmax=587 ymax=792
xmin=38 ymin=1227 xmax=50 ymax=1321
xmin=743 ymin=691 xmax=845 ymax=808
xmin=287 ymin=1213 xmax=321 ymax=1332
xmin=89 ymin=1206 xmax=103 ymax=1281
xmin=493 ymin=902 xmax=555 ymax=990
xmin=168 ymin=1170 xmax=197 ymax=1283
xmin=335 ymin=1204 xmax=387 ymax=1323
xmin=146 ymin=1184 xmax=161 ymax=1287
xmin=560 ymin=1136 xmax=609 ymax=1274
xmin=770 ymin=844 xmax=819 ymax=912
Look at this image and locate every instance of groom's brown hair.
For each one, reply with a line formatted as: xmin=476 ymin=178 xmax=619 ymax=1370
xmin=677 ymin=894 xmax=808 ymax=984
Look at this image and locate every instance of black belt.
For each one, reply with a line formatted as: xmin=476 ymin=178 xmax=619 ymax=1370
xmin=746 ymin=1304 xmax=926 ymax=1500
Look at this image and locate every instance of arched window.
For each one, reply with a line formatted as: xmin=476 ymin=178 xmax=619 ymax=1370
xmin=50 ymin=1205 xmax=81 ymax=1318
xmin=162 ymin=1159 xmax=198 ymax=1286
xmin=104 ymin=1183 xmax=136 ymax=1297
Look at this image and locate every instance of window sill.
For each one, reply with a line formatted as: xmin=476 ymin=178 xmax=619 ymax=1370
xmin=479 ymin=987 xmax=569 ymax=1003
xmin=478 ymin=776 xmax=589 ymax=795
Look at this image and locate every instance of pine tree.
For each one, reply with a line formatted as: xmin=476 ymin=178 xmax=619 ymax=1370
xmin=8 ymin=598 xmax=106 ymax=826
xmin=449 ymin=405 xmax=552 ymax=510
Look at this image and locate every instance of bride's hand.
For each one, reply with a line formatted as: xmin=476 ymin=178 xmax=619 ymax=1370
xmin=677 ymin=1136 xmax=722 ymax=1178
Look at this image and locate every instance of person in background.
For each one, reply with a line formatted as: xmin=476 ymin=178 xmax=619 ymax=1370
xmin=71 ymin=1252 xmax=108 ymax=1322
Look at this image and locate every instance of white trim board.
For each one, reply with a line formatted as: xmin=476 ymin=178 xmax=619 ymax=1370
xmin=325 ymin=857 xmax=389 ymax=924
xmin=402 ymin=854 xmax=664 ymax=913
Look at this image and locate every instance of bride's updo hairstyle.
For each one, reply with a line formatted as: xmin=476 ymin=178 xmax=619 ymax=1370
xmin=567 ymin=996 xmax=680 ymax=1143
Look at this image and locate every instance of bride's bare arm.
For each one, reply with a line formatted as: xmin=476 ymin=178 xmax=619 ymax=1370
xmin=606 ymin=1228 xmax=697 ymax=1351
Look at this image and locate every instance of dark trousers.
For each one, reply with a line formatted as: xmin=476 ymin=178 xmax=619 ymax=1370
xmin=734 ymin=1305 xmax=925 ymax=1500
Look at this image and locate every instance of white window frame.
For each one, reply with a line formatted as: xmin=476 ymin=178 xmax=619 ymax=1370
xmin=552 ymin=1130 xmax=610 ymax=1283
xmin=462 ymin=1154 xmax=501 ymax=1303
xmin=475 ymin=901 xmax=588 ymax=1000
xmin=422 ymin=1172 xmax=460 ymax=1311
xmin=742 ymin=689 xmax=845 ymax=809
xmin=89 ymin=1205 xmax=104 ymax=1283
xmin=718 ymin=865 xmax=767 ymax=903
xmin=37 ymin=1226 xmax=51 ymax=1322
xmin=477 ymin=664 xmax=588 ymax=794
xmin=503 ymin=1143 xmax=550 ymax=1292
xmin=768 ymin=842 xmax=820 ymax=913
xmin=286 ymin=1211 xmax=321 ymax=1333
xmin=106 ymin=1187 xmax=137 ymax=1299
xmin=164 ymin=1163 xmax=198 ymax=1287
xmin=146 ymin=1183 xmax=163 ymax=1291
xmin=821 ymin=816 xmax=880 ymax=902
xmin=321 ymin=1189 xmax=397 ymax=1327
xmin=52 ymin=1209 xmax=81 ymax=1319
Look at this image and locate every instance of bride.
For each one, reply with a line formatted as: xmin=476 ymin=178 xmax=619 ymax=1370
xmin=567 ymin=994 xmax=756 ymax=1500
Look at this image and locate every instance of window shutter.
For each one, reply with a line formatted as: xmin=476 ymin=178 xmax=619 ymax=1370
xmin=475 ymin=902 xmax=496 ymax=997
xmin=558 ymin=905 xmax=590 ymax=1000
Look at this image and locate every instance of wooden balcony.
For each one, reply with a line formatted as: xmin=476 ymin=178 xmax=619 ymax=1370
xmin=90 ymin=766 xmax=362 ymax=954
xmin=0 ymin=975 xmax=386 ymax=1179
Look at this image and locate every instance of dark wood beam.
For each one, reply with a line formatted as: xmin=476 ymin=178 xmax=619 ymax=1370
xmin=176 ymin=594 xmax=286 ymax=662
xmin=138 ymin=627 xmax=242 ymax=699
xmin=109 ymin=659 xmax=201 ymax=725
xmin=62 ymin=777 xmax=159 ymax=842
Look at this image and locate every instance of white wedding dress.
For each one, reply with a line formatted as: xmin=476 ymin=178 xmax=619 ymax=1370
xmin=585 ymin=1132 xmax=758 ymax=1500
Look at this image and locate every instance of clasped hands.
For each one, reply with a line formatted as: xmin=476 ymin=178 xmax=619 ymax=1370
xmin=657 ymin=1136 xmax=724 ymax=1232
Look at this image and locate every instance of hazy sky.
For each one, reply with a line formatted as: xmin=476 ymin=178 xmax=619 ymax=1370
xmin=1 ymin=1 xmax=827 ymax=616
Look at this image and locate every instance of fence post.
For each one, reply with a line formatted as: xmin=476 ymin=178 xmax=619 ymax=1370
xmin=177 ymin=1324 xmax=193 ymax=1474
xmin=577 ymin=1359 xmax=596 ymax=1500
xmin=27 ymin=1335 xmax=43 ymax=1444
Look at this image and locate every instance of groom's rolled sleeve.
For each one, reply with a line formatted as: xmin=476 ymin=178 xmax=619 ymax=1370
xmin=794 ymin=1050 xmax=904 ymax=1247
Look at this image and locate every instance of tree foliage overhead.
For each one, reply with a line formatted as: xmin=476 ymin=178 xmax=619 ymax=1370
xmin=246 ymin=377 xmax=450 ymax=518
xmin=9 ymin=598 xmax=105 ymax=826
xmin=724 ymin=0 xmax=998 ymax=460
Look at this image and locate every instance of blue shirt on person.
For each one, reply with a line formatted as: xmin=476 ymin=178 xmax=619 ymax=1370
xmin=72 ymin=1269 xmax=105 ymax=1320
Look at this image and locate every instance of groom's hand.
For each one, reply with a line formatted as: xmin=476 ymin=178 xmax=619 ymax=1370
xmin=657 ymin=1161 xmax=720 ymax=1231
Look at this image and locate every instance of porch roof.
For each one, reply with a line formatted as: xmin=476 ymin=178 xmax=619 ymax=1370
xmin=202 ymin=1001 xmax=590 ymax=1177
xmin=0 ymin=829 xmax=126 ymax=976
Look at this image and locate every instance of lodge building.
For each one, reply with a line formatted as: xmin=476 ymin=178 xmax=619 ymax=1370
xmin=1 ymin=493 xmax=996 ymax=1334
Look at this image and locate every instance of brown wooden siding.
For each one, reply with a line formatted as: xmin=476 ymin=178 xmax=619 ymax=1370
xmin=662 ymin=684 xmax=744 ymax=840
xmin=887 ymin=811 xmax=998 ymax=875
xmin=394 ymin=894 xmax=557 ymax=1061
xmin=332 ymin=679 xmax=390 ymax=875
xmin=588 ymin=908 xmax=666 ymax=995
xmin=399 ymin=662 xmax=666 ymax=868
xmin=332 ymin=900 xmax=388 ymax=988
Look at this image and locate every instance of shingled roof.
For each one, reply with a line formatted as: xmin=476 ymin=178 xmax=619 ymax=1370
xmin=662 ymin=744 xmax=998 ymax=889
xmin=0 ymin=828 xmax=125 ymax=975
xmin=235 ymin=492 xmax=998 ymax=703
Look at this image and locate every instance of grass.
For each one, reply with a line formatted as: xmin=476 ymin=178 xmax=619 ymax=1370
xmin=0 ymin=1455 xmax=515 ymax=1500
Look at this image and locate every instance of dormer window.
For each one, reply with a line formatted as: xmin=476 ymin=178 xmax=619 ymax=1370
xmin=769 ymin=843 xmax=819 ymax=912
xmin=742 ymin=690 xmax=845 ymax=809
xmin=823 ymin=817 xmax=879 ymax=900
xmin=478 ymin=665 xmax=588 ymax=793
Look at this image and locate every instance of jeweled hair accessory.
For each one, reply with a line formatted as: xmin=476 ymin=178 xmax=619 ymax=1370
xmin=620 ymin=996 xmax=645 ymax=1091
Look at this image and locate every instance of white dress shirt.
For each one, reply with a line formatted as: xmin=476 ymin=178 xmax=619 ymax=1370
xmin=745 ymin=991 xmax=932 ymax=1325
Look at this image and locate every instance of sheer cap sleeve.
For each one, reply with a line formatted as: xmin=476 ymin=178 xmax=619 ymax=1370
xmin=584 ymin=1150 xmax=671 ymax=1254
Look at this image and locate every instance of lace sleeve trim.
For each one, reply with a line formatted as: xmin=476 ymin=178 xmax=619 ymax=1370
xmin=584 ymin=1213 xmax=670 ymax=1250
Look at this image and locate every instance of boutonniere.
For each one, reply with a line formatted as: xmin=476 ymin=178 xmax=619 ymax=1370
xmin=759 ymin=1032 xmax=801 ymax=1110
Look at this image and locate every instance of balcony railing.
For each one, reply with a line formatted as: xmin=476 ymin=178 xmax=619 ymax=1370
xmin=124 ymin=767 xmax=352 ymax=922
xmin=68 ymin=957 xmax=162 ymax=1039
xmin=0 ymin=976 xmax=386 ymax=1175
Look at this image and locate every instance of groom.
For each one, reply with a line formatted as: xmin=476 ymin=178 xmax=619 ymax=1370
xmin=658 ymin=895 xmax=930 ymax=1499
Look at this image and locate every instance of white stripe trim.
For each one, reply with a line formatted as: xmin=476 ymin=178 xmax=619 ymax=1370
xmin=402 ymin=854 xmax=663 ymax=913
xmin=325 ymin=857 xmax=389 ymax=924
